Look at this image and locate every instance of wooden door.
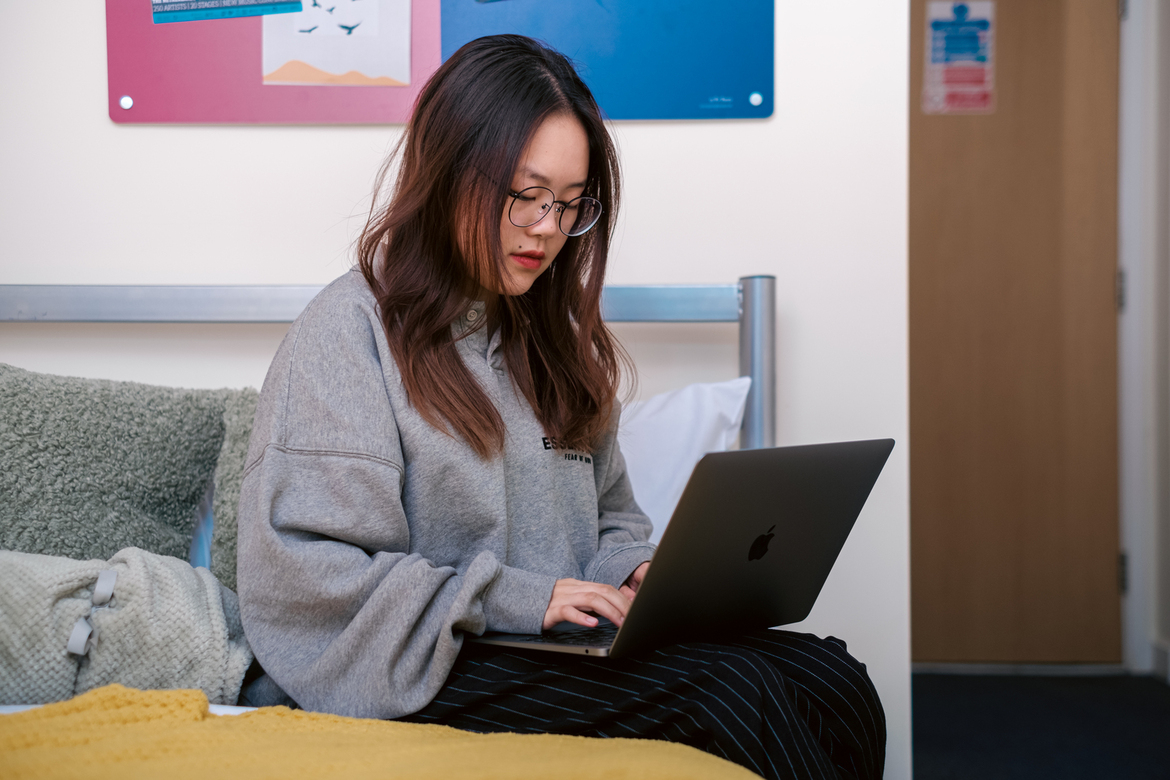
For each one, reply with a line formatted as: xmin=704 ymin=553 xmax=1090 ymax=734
xmin=909 ymin=0 xmax=1120 ymax=662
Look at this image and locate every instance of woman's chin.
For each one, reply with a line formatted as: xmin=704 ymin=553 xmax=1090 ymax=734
xmin=502 ymin=284 xmax=534 ymax=297
xmin=498 ymin=270 xmax=542 ymax=297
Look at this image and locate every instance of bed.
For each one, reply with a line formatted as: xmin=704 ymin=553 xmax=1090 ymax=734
xmin=0 ymin=278 xmax=775 ymax=779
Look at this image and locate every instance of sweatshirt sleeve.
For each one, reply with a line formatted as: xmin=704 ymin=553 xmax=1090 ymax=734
xmin=235 ymin=281 xmax=552 ymax=720
xmin=582 ymin=406 xmax=656 ymax=589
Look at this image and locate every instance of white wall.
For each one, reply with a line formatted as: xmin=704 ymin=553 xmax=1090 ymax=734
xmin=0 ymin=1 xmax=911 ymax=774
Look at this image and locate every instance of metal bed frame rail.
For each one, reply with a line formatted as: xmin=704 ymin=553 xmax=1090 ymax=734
xmin=0 ymin=277 xmax=775 ymax=448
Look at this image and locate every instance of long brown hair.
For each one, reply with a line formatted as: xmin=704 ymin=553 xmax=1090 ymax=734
xmin=358 ymin=35 xmax=626 ymax=458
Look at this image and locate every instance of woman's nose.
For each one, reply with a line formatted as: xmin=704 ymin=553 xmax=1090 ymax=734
xmin=528 ymin=211 xmax=560 ymax=238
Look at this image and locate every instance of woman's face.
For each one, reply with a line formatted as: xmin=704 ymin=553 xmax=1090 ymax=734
xmin=490 ymin=113 xmax=590 ymax=297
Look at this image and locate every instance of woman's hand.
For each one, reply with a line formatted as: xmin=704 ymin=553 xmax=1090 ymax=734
xmin=619 ymin=562 xmax=650 ymax=602
xmin=543 ymin=579 xmax=632 ymax=630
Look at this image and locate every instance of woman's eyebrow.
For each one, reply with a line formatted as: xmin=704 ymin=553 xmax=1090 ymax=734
xmin=518 ymin=166 xmax=587 ymax=190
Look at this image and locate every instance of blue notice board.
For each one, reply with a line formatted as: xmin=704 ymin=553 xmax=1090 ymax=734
xmin=441 ymin=0 xmax=774 ymax=120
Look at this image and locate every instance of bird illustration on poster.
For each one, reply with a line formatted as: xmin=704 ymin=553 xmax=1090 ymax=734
xmin=262 ymin=0 xmax=411 ymax=86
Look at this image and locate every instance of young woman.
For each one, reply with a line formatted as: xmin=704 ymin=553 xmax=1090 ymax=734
xmin=236 ymin=34 xmax=885 ymax=780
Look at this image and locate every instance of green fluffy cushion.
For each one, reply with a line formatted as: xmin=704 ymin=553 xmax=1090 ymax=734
xmin=209 ymin=388 xmax=259 ymax=592
xmin=0 ymin=364 xmax=236 ymax=566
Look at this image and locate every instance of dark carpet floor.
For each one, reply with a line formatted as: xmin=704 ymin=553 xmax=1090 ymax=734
xmin=912 ymin=673 xmax=1170 ymax=780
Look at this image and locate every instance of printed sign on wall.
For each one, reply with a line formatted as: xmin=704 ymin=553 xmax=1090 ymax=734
xmin=923 ymin=1 xmax=995 ymax=115
xmin=152 ymin=0 xmax=302 ymax=24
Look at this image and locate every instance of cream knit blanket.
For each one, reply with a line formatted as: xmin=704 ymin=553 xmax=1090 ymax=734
xmin=0 ymin=548 xmax=252 ymax=705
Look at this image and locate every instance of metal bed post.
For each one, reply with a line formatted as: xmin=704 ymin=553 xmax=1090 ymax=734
xmin=0 ymin=280 xmax=777 ymax=449
xmin=738 ymin=276 xmax=776 ymax=449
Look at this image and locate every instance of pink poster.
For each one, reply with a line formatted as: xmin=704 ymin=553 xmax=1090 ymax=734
xmin=106 ymin=0 xmax=439 ymax=124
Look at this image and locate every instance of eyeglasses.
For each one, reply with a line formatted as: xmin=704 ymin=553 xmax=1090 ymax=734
xmin=507 ymin=187 xmax=603 ymax=237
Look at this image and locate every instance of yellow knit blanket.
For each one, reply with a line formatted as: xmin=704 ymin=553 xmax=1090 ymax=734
xmin=0 ymin=685 xmax=759 ymax=780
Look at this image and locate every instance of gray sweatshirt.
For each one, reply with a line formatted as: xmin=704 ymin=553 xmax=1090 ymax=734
xmin=236 ymin=271 xmax=655 ymax=719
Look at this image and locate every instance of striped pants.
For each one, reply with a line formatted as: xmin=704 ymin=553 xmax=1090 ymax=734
xmin=404 ymin=630 xmax=885 ymax=780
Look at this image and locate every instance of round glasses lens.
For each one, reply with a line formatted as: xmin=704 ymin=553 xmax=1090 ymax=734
xmin=560 ymin=197 xmax=603 ymax=237
xmin=508 ymin=187 xmax=556 ymax=228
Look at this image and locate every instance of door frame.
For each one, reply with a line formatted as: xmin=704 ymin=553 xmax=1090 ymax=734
xmin=1118 ymin=0 xmax=1170 ymax=678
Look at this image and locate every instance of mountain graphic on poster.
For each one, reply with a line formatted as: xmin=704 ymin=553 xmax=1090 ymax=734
xmin=262 ymin=0 xmax=410 ymax=86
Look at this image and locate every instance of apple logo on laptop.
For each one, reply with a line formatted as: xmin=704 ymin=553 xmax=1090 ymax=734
xmin=748 ymin=525 xmax=776 ymax=561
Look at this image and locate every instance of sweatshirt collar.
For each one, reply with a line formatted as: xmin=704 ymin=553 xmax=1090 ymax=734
xmin=455 ymin=301 xmax=503 ymax=370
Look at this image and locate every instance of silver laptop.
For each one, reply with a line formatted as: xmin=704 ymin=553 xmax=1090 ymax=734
xmin=468 ymin=438 xmax=895 ymax=658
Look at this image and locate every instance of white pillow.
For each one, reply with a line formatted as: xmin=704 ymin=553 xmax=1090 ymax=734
xmin=617 ymin=377 xmax=752 ymax=544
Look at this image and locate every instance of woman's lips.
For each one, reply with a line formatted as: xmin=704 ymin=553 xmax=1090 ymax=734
xmin=510 ymin=251 xmax=544 ymax=270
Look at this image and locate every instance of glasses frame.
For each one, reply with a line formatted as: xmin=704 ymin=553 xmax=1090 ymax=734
xmin=507 ymin=186 xmax=604 ymax=237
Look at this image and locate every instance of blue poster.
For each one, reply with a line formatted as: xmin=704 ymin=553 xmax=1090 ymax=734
xmin=441 ymin=0 xmax=773 ymax=120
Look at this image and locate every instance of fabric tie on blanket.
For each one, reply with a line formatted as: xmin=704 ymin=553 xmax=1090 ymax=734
xmin=0 ymin=684 xmax=759 ymax=780
xmin=63 ymin=569 xmax=117 ymax=656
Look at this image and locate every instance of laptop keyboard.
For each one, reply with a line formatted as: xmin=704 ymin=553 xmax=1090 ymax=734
xmin=541 ymin=624 xmax=619 ymax=646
